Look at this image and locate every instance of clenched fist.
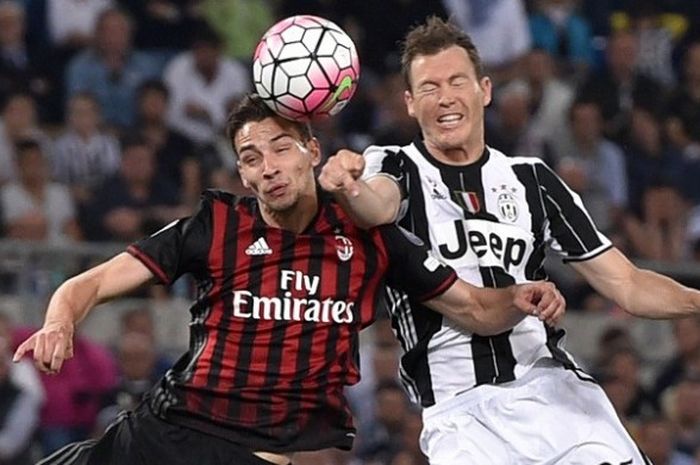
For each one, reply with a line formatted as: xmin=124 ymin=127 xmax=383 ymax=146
xmin=319 ymin=150 xmax=365 ymax=197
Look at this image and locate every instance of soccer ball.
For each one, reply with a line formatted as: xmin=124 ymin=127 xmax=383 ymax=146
xmin=253 ymin=15 xmax=360 ymax=122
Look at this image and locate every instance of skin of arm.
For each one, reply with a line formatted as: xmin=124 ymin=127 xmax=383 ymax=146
xmin=318 ymin=150 xmax=401 ymax=228
xmin=571 ymin=247 xmax=700 ymax=319
xmin=13 ymin=253 xmax=155 ymax=373
xmin=423 ymin=280 xmax=565 ymax=336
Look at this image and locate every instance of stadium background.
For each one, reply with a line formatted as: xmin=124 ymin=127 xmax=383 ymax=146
xmin=0 ymin=0 xmax=700 ymax=464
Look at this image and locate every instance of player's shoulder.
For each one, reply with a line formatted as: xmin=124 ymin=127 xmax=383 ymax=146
xmin=362 ymin=144 xmax=405 ymax=158
xmin=488 ymin=146 xmax=549 ymax=169
xmin=201 ymin=189 xmax=237 ymax=205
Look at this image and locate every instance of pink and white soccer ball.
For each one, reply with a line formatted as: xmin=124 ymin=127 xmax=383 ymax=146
xmin=253 ymin=15 xmax=360 ymax=122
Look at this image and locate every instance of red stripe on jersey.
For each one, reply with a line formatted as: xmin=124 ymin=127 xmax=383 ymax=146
xmin=188 ymin=200 xmax=230 ymax=413
xmin=209 ymin=206 xmax=255 ymax=418
xmin=359 ymin=229 xmax=390 ymax=324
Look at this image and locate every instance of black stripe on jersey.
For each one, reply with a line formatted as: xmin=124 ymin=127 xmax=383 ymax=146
xmin=544 ymin=325 xmax=595 ymax=383
xmin=226 ymin=213 xmax=268 ymax=421
xmin=512 ymin=164 xmax=548 ymax=280
xmin=256 ymin=229 xmax=297 ymax=426
xmin=535 ymin=163 xmax=602 ymax=258
xmin=201 ymin=206 xmax=239 ymax=413
xmin=396 ymin=153 xmax=431 ymax=247
xmin=471 ymin=267 xmax=517 ymax=384
xmin=390 ymin=295 xmax=443 ymax=407
xmin=321 ymin=205 xmax=351 ymax=419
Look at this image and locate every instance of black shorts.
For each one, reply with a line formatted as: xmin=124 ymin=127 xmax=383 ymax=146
xmin=37 ymin=403 xmax=287 ymax=465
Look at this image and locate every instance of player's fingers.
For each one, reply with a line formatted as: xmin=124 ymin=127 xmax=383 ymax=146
xmin=32 ymin=333 xmax=50 ymax=372
xmin=50 ymin=335 xmax=71 ymax=373
xmin=513 ymin=287 xmax=538 ymax=316
xmin=12 ymin=336 xmax=35 ymax=362
xmin=545 ymin=294 xmax=567 ymax=326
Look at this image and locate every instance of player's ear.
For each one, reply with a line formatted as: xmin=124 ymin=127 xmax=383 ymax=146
xmin=404 ymin=90 xmax=415 ymax=118
xmin=307 ymin=137 xmax=322 ymax=167
xmin=480 ymin=76 xmax=492 ymax=107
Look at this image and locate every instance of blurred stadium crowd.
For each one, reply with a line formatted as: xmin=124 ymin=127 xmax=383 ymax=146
xmin=1 ymin=0 xmax=700 ymax=464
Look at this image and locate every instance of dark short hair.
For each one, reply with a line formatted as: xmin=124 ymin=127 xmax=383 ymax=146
xmin=137 ymin=79 xmax=169 ymax=100
xmin=120 ymin=133 xmax=151 ymax=153
xmin=400 ymin=15 xmax=484 ymax=88
xmin=225 ymin=94 xmax=312 ymax=151
xmin=14 ymin=138 xmax=41 ymax=157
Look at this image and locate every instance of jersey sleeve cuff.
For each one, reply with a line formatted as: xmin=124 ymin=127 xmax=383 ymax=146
xmin=417 ymin=272 xmax=458 ymax=302
xmin=126 ymin=245 xmax=171 ymax=284
xmin=561 ymin=243 xmax=613 ymax=263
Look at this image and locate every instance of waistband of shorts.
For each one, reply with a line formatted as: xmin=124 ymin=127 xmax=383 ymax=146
xmin=421 ymin=358 xmax=562 ymax=421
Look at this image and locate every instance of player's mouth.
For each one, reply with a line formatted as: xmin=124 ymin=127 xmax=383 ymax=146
xmin=265 ymin=183 xmax=288 ymax=198
xmin=436 ymin=113 xmax=464 ymax=129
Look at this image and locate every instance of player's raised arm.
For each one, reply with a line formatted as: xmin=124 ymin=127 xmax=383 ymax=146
xmin=319 ymin=148 xmax=402 ymax=228
xmin=571 ymin=247 xmax=700 ymax=319
xmin=13 ymin=253 xmax=155 ymax=373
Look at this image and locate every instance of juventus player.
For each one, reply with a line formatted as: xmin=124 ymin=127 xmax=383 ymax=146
xmin=13 ymin=94 xmax=563 ymax=465
xmin=320 ymin=16 xmax=700 ymax=465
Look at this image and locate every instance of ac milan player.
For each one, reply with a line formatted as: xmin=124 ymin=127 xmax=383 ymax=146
xmin=13 ymin=94 xmax=564 ymax=465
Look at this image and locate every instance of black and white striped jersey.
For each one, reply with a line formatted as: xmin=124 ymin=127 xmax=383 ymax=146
xmin=362 ymin=139 xmax=612 ymax=407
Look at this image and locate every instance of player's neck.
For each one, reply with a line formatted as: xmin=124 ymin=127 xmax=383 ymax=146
xmin=260 ymin=193 xmax=319 ymax=234
xmin=428 ymin=140 xmax=486 ymax=166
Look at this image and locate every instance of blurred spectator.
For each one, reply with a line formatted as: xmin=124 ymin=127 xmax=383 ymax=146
xmin=443 ymin=0 xmax=531 ymax=84
xmin=577 ymin=30 xmax=664 ymax=144
xmin=627 ymin=1 xmax=678 ymax=89
xmin=622 ymin=106 xmax=688 ymax=261
xmin=654 ymin=318 xmax=700 ymax=403
xmin=134 ymin=79 xmax=199 ymax=207
xmin=65 ymin=7 xmax=161 ymax=129
xmin=523 ymin=49 xmax=574 ymax=152
xmin=81 ymin=135 xmax=185 ymax=242
xmin=487 ymin=79 xmax=551 ymax=159
xmin=0 ymin=333 xmax=39 ymax=465
xmin=119 ymin=307 xmax=171 ymax=377
xmin=120 ymin=0 xmax=201 ymax=55
xmin=636 ymin=416 xmax=694 ymax=465
xmin=201 ymin=0 xmax=274 ymax=60
xmin=0 ymin=1 xmax=54 ymax=120
xmin=46 ymin=0 xmax=112 ymax=50
xmin=353 ymin=380 xmax=412 ymax=465
xmin=667 ymin=43 xmax=700 ymax=155
xmin=94 ymin=331 xmax=160 ymax=435
xmin=665 ymin=378 xmax=700 ymax=456
xmin=551 ymin=99 xmax=627 ymax=232
xmin=52 ymin=92 xmax=121 ymax=205
xmin=26 ymin=331 xmax=118 ymax=455
xmin=371 ymin=72 xmax=419 ymax=147
xmin=163 ymin=22 xmax=248 ymax=146
xmin=528 ymin=0 xmax=595 ymax=79
xmin=0 ymin=312 xmax=44 ymax=408
xmin=0 ymin=92 xmax=51 ymax=185
xmin=0 ymin=139 xmax=80 ymax=242
xmin=597 ymin=346 xmax=657 ymax=420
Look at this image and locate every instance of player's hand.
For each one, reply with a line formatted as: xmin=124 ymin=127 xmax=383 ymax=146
xmin=319 ymin=149 xmax=365 ymax=197
xmin=13 ymin=320 xmax=75 ymax=374
xmin=512 ymin=281 xmax=566 ymax=326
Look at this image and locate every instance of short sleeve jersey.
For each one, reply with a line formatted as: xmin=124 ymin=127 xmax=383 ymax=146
xmin=127 ymin=190 xmax=456 ymax=452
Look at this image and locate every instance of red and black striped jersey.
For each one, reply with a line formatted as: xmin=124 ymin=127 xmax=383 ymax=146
xmin=126 ymin=190 xmax=456 ymax=452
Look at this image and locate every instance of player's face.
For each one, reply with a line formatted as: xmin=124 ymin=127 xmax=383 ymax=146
xmin=235 ymin=117 xmax=321 ymax=213
xmin=405 ymin=45 xmax=492 ymax=156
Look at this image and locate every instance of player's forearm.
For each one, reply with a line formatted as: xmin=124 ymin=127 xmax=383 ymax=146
xmin=333 ymin=180 xmax=399 ymax=228
xmin=44 ymin=271 xmax=101 ymax=326
xmin=426 ymin=282 xmax=525 ymax=335
xmin=616 ymin=269 xmax=700 ymax=319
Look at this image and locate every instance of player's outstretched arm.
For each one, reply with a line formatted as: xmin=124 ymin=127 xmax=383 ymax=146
xmin=318 ymin=149 xmax=401 ymax=228
xmin=424 ymin=281 xmax=566 ymax=335
xmin=571 ymin=247 xmax=700 ymax=319
xmin=13 ymin=253 xmax=155 ymax=373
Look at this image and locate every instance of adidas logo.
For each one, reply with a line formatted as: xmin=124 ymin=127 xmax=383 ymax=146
xmin=245 ymin=237 xmax=272 ymax=256
xmin=431 ymin=188 xmax=447 ymax=200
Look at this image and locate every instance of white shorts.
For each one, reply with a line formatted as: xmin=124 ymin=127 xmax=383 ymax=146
xmin=420 ymin=360 xmax=650 ymax=465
